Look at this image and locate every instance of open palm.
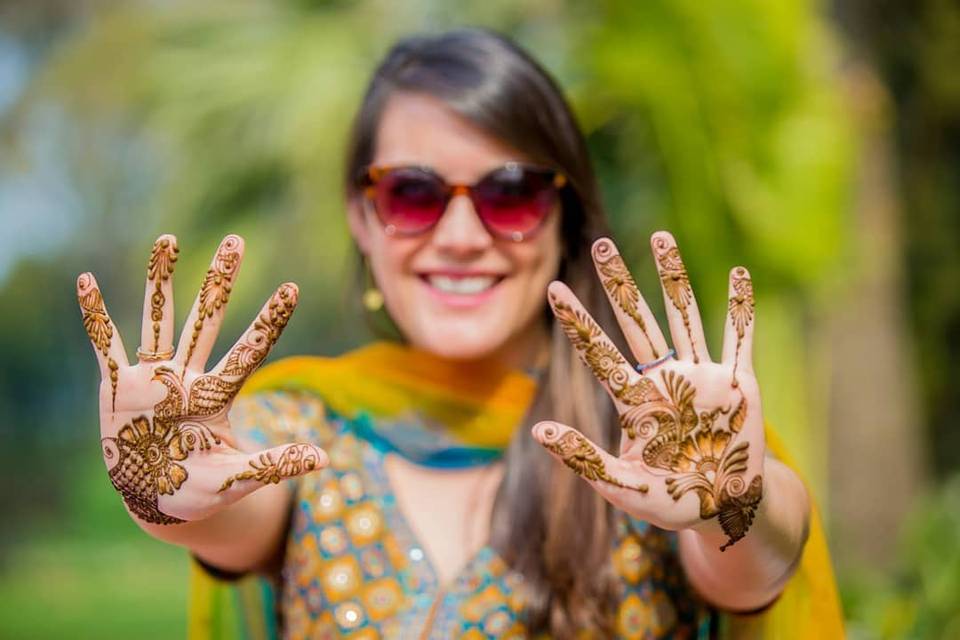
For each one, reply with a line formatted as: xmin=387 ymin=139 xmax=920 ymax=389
xmin=77 ymin=234 xmax=327 ymax=525
xmin=533 ymin=232 xmax=764 ymax=551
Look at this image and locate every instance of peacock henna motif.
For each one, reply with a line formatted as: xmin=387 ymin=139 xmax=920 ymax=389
xmin=653 ymin=237 xmax=699 ymax=363
xmin=146 ymin=237 xmax=179 ymax=352
xmin=218 ymin=443 xmax=325 ymax=492
xmin=727 ymin=268 xmax=754 ymax=387
xmin=542 ymin=429 xmax=648 ymax=494
xmin=593 ymin=240 xmax=659 ymax=357
xmin=183 ymin=235 xmax=241 ymax=371
xmin=78 ymin=274 xmax=120 ymax=412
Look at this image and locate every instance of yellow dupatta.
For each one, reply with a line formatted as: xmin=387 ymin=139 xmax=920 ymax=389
xmin=187 ymin=342 xmax=844 ymax=639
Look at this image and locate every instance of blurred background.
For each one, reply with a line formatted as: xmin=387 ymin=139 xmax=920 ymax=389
xmin=0 ymin=0 xmax=957 ymax=637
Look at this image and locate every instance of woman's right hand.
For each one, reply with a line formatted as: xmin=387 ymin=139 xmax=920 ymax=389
xmin=77 ymin=234 xmax=328 ymax=525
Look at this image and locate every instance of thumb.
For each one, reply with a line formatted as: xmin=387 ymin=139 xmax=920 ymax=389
xmin=531 ymin=421 xmax=649 ymax=496
xmin=217 ymin=442 xmax=328 ymax=495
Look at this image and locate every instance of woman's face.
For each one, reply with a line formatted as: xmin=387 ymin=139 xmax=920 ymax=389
xmin=349 ymin=92 xmax=563 ymax=366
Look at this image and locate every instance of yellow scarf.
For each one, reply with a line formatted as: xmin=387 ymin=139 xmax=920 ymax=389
xmin=188 ymin=341 xmax=844 ymax=638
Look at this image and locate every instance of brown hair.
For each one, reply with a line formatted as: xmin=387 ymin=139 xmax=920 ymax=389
xmin=344 ymin=28 xmax=621 ymax=636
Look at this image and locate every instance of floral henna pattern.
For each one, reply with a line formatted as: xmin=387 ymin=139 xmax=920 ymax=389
xmin=146 ymin=237 xmax=179 ymax=352
xmin=183 ymin=235 xmax=241 ymax=371
xmin=593 ymin=240 xmax=660 ymax=357
xmin=551 ymin=289 xmax=761 ymax=549
xmin=541 ymin=427 xmax=649 ymax=494
xmin=101 ymin=283 xmax=300 ymax=524
xmin=222 ymin=284 xmax=297 ymax=377
xmin=727 ymin=268 xmax=754 ymax=387
xmin=653 ymin=237 xmax=699 ymax=363
xmin=78 ymin=274 xmax=120 ymax=412
xmin=643 ymin=372 xmax=760 ymax=550
xmin=218 ymin=443 xmax=325 ymax=492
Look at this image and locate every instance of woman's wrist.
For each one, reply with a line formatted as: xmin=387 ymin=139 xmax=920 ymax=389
xmin=677 ymin=456 xmax=810 ymax=611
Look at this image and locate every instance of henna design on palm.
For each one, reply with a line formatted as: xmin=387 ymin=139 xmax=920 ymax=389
xmin=536 ymin=233 xmax=765 ymax=551
xmin=79 ymin=235 xmax=327 ymax=525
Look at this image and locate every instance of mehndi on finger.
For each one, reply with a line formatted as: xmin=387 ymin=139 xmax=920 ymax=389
xmin=538 ymin=424 xmax=648 ymax=493
xmin=146 ymin=236 xmax=179 ymax=354
xmin=727 ymin=267 xmax=755 ymax=388
xmin=183 ymin=235 xmax=242 ymax=371
xmin=652 ymin=236 xmax=699 ymax=363
xmin=217 ymin=443 xmax=326 ymax=493
xmin=78 ymin=273 xmax=120 ymax=412
xmin=592 ymin=239 xmax=660 ymax=358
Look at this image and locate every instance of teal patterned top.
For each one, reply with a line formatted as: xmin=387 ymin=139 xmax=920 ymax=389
xmin=226 ymin=389 xmax=713 ymax=639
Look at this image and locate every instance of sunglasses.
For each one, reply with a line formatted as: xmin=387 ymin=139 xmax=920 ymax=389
xmin=358 ymin=163 xmax=567 ymax=242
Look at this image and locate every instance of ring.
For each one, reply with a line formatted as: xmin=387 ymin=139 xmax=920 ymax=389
xmin=137 ymin=346 xmax=175 ymax=362
xmin=635 ymin=349 xmax=675 ymax=375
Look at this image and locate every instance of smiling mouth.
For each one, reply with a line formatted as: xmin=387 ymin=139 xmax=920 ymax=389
xmin=423 ymin=274 xmax=504 ymax=295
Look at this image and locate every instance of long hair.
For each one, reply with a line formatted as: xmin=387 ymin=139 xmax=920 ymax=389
xmin=343 ymin=28 xmax=621 ymax=636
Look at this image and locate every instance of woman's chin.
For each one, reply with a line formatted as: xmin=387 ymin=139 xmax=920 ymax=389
xmin=408 ymin=323 xmax=511 ymax=363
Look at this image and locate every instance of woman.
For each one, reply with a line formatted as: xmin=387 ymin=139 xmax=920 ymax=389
xmin=76 ymin=28 xmax=842 ymax=638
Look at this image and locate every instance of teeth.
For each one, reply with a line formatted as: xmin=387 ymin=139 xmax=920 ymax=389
xmin=428 ymin=275 xmax=497 ymax=295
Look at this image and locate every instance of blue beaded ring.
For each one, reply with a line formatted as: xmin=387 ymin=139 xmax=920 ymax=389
xmin=635 ymin=348 xmax=676 ymax=375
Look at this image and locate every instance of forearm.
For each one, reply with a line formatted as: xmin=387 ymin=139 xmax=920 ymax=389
xmin=677 ymin=456 xmax=810 ymax=611
xmin=129 ymin=481 xmax=293 ymax=573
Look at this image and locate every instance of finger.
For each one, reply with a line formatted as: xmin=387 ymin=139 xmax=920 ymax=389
xmin=209 ymin=282 xmax=299 ymax=381
xmin=591 ymin=237 xmax=669 ymax=363
xmin=721 ymin=266 xmax=756 ymax=387
xmin=531 ymin=421 xmax=648 ymax=495
xmin=139 ymin=234 xmax=179 ymax=362
xmin=77 ymin=272 xmax=129 ymax=411
xmin=216 ymin=442 xmax=329 ymax=495
xmin=548 ymin=281 xmax=672 ymax=445
xmin=174 ymin=234 xmax=244 ymax=372
xmin=650 ymin=231 xmax=710 ymax=363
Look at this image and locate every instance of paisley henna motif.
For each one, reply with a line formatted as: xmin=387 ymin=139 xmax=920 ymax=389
xmin=146 ymin=237 xmax=178 ymax=352
xmin=727 ymin=268 xmax=754 ymax=387
xmin=78 ymin=274 xmax=120 ymax=412
xmin=593 ymin=240 xmax=659 ymax=357
xmin=550 ymin=290 xmax=762 ymax=548
xmin=221 ymin=284 xmax=298 ymax=377
xmin=218 ymin=443 xmax=326 ymax=492
xmin=653 ymin=237 xmax=699 ymax=363
xmin=183 ymin=235 xmax=241 ymax=370
xmin=639 ymin=371 xmax=761 ymax=550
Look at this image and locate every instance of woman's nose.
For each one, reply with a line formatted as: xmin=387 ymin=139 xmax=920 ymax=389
xmin=430 ymin=193 xmax=494 ymax=254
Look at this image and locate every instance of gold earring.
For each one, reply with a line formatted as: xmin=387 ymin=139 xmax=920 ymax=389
xmin=363 ymin=287 xmax=384 ymax=312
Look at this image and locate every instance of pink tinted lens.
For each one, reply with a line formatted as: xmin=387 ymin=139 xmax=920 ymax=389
xmin=473 ymin=167 xmax=557 ymax=238
xmin=375 ymin=168 xmax=447 ymax=233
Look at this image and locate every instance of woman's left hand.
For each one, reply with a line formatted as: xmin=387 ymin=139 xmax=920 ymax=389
xmin=533 ymin=231 xmax=764 ymax=551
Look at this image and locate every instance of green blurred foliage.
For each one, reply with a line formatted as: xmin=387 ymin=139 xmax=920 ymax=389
xmin=842 ymin=475 xmax=960 ymax=639
xmin=836 ymin=0 xmax=960 ymax=477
